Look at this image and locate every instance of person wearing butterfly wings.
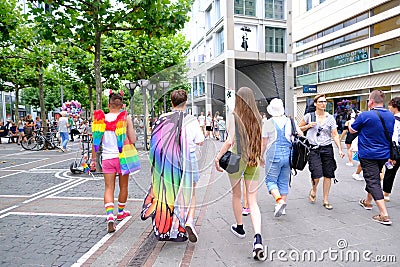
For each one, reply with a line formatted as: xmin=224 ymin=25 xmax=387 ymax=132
xmin=91 ymin=91 xmax=140 ymax=233
xmin=141 ymin=89 xmax=204 ymax=243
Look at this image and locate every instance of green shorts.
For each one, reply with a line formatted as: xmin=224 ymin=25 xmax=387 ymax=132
xmin=228 ymin=159 xmax=260 ymax=181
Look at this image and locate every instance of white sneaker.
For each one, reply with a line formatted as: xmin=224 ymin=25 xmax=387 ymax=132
xmin=352 ymin=173 xmax=363 ymax=181
xmin=282 ymin=208 xmax=286 ymax=215
xmin=346 ymin=162 xmax=354 ymax=167
xmin=274 ymin=201 xmax=286 ymax=217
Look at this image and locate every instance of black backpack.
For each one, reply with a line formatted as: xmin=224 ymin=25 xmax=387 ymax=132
xmin=289 ymin=117 xmax=311 ymax=175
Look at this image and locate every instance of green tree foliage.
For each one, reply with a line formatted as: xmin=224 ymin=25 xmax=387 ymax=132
xmin=0 ymin=0 xmax=21 ymax=44
xmin=31 ymin=0 xmax=192 ymax=109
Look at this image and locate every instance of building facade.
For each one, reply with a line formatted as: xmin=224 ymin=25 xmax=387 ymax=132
xmin=292 ymin=0 xmax=400 ymax=120
xmin=184 ymin=0 xmax=292 ymax=118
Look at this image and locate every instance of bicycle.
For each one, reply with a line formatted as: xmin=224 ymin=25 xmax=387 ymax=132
xmin=22 ymin=129 xmax=60 ymax=151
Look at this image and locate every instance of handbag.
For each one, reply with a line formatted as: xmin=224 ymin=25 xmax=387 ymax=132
xmin=374 ymin=110 xmax=400 ymax=161
xmin=219 ymin=118 xmax=241 ymax=174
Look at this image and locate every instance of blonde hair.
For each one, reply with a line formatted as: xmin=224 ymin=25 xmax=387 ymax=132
xmin=234 ymin=87 xmax=262 ymax=167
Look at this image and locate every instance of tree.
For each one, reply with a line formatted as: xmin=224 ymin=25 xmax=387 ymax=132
xmin=0 ymin=0 xmax=20 ymax=45
xmin=31 ymin=0 xmax=192 ymax=110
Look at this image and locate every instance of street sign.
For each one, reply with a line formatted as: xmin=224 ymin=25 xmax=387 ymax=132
xmin=303 ymin=85 xmax=317 ymax=94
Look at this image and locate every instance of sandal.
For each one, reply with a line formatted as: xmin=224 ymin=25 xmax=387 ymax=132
xmin=323 ymin=203 xmax=333 ymax=210
xmin=309 ymin=190 xmax=316 ymax=203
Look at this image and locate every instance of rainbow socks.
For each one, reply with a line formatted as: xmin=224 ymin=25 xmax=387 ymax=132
xmin=118 ymin=202 xmax=126 ymax=215
xmin=105 ymin=202 xmax=114 ymax=221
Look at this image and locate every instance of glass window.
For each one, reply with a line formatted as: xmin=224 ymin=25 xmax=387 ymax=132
xmin=215 ymin=0 xmax=221 ymax=20
xmin=295 ymin=63 xmax=317 ymax=76
xmin=372 ymin=15 xmax=400 ymax=36
xmin=216 ymin=28 xmax=224 ymax=55
xmin=234 ymin=0 xmax=244 ymax=15
xmin=372 ymin=53 xmax=400 ymax=73
xmin=234 ymin=0 xmax=256 ymax=16
xmin=245 ymin=0 xmax=256 ymax=16
xmin=372 ymin=38 xmax=400 ymax=57
xmin=319 ymin=61 xmax=369 ymax=82
xmin=295 ymin=73 xmax=317 ymax=86
xmin=265 ymin=27 xmax=285 ymax=53
xmin=265 ymin=0 xmax=284 ymax=20
xmin=306 ymin=0 xmax=312 ymax=11
xmin=295 ymin=47 xmax=316 ymax=60
xmin=318 ymin=47 xmax=369 ymax=70
xmin=373 ymin=0 xmax=400 ymax=16
xmin=205 ymin=6 xmax=212 ymax=30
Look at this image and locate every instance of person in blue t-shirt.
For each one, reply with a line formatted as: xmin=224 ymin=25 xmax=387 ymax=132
xmin=350 ymin=90 xmax=394 ymax=225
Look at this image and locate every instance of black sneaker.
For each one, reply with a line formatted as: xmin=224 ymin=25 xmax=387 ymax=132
xmin=230 ymin=224 xmax=245 ymax=238
xmin=253 ymin=234 xmax=265 ymax=260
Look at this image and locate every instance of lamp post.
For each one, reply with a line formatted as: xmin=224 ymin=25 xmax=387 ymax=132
xmin=158 ymin=81 xmax=170 ymax=113
xmin=137 ymin=79 xmax=149 ymax=150
xmin=147 ymin=83 xmax=157 ymax=124
xmin=125 ymin=82 xmax=139 ymax=127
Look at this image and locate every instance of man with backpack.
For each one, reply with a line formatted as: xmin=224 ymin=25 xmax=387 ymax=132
xmin=299 ymin=94 xmax=345 ymax=210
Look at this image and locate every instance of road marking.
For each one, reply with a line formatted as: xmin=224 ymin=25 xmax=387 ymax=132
xmin=0 ymin=158 xmax=48 ymax=170
xmin=6 ymin=211 xmax=105 ymax=218
xmin=71 ymin=216 xmax=132 ymax=267
xmin=0 ymin=205 xmax=19 ymax=217
xmin=45 ymin=196 xmax=145 ymax=202
xmin=0 ymin=171 xmax=24 ymax=179
xmin=45 ymin=179 xmax=89 ymax=198
xmin=32 ymin=158 xmax=75 ymax=169
xmin=22 ymin=179 xmax=87 ymax=204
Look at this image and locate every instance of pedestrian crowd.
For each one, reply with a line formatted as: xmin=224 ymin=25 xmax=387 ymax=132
xmin=0 ymin=112 xmax=91 ymax=151
xmin=6 ymin=88 xmax=395 ymax=262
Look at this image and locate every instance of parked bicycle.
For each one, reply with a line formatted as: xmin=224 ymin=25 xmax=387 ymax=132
xmin=21 ymin=128 xmax=60 ymax=151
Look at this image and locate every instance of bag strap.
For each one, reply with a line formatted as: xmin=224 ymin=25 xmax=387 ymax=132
xmin=374 ymin=110 xmax=391 ymax=143
xmin=290 ymin=117 xmax=297 ymax=136
xmin=289 ymin=117 xmax=297 ymax=183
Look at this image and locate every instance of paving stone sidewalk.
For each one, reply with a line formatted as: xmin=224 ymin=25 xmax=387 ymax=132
xmin=102 ymin=140 xmax=400 ymax=266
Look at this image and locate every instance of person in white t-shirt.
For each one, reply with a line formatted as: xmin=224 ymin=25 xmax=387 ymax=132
xmin=171 ymin=90 xmax=204 ymax=242
xmin=198 ymin=112 xmax=206 ymax=136
xmin=261 ymin=98 xmax=303 ymax=217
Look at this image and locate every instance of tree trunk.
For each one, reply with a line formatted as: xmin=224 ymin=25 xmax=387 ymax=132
xmin=94 ymin=31 xmax=102 ymax=110
xmin=14 ymin=86 xmax=19 ymax=123
xmin=38 ymin=62 xmax=48 ymax=134
xmin=89 ymin=85 xmax=94 ymax=117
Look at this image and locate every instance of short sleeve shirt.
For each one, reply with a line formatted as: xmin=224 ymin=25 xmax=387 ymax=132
xmin=185 ymin=114 xmax=205 ymax=152
xmin=350 ymin=108 xmax=394 ymax=160
xmin=304 ymin=112 xmax=337 ymax=146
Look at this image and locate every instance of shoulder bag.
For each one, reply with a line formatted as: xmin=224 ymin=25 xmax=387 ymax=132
xmin=219 ymin=118 xmax=241 ymax=174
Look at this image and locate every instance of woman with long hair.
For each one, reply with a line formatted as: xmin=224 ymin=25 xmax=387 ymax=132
xmin=214 ymin=87 xmax=264 ymax=260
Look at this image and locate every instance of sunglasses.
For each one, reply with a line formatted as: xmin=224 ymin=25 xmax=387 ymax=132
xmin=316 ymin=127 xmax=323 ymax=137
xmin=317 ymin=100 xmax=327 ymax=104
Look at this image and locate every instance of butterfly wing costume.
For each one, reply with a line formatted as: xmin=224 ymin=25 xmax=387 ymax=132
xmin=92 ymin=110 xmax=140 ymax=175
xmin=141 ymin=111 xmax=193 ymax=242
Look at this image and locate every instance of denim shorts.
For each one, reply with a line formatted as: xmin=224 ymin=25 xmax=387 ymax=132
xmin=188 ymin=151 xmax=199 ymax=183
